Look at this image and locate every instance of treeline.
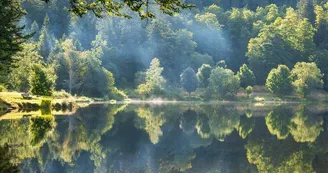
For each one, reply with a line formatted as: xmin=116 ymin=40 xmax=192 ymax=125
xmin=2 ymin=0 xmax=328 ymax=99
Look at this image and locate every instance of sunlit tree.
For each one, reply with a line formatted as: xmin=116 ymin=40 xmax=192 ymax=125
xmin=291 ymin=62 xmax=323 ymax=97
xmin=266 ymin=65 xmax=293 ymax=96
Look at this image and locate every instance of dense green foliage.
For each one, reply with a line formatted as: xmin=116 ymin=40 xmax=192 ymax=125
xmin=0 ymin=0 xmax=30 ymax=84
xmin=180 ymin=67 xmax=198 ymax=93
xmin=2 ymin=0 xmax=328 ymax=100
xmin=208 ymin=67 xmax=240 ymax=99
xmin=137 ymin=58 xmax=166 ymax=97
xmin=196 ymin=64 xmax=212 ymax=88
xmin=237 ymin=64 xmax=256 ymax=88
xmin=266 ymin=65 xmax=293 ymax=96
xmin=29 ymin=64 xmax=56 ymax=96
xmin=291 ymin=62 xmax=323 ymax=96
xmin=42 ymin=0 xmax=194 ymax=19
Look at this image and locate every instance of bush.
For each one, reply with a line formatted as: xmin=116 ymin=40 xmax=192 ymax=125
xmin=197 ymin=64 xmax=212 ymax=88
xmin=180 ymin=67 xmax=198 ymax=93
xmin=53 ymin=90 xmax=72 ymax=98
xmin=245 ymin=86 xmax=253 ymax=97
xmin=0 ymin=84 xmax=7 ymax=92
xmin=237 ymin=64 xmax=256 ymax=88
xmin=208 ymin=67 xmax=240 ymax=99
xmin=291 ymin=62 xmax=323 ymax=97
xmin=266 ymin=65 xmax=293 ymax=96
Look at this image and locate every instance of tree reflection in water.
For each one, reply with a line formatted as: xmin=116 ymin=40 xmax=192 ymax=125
xmin=1 ymin=103 xmax=328 ymax=172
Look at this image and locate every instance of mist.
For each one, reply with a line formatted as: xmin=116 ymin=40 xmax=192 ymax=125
xmin=22 ymin=4 xmax=231 ymax=88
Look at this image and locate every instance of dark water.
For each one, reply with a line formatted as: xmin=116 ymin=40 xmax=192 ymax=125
xmin=1 ymin=103 xmax=328 ymax=173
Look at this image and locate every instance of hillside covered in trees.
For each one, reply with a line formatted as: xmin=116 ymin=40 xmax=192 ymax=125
xmin=2 ymin=0 xmax=328 ymax=100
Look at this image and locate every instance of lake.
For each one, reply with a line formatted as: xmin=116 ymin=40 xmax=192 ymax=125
xmin=1 ymin=102 xmax=328 ymax=173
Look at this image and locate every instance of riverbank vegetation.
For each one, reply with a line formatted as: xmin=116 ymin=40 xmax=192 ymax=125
xmin=2 ymin=0 xmax=328 ymax=102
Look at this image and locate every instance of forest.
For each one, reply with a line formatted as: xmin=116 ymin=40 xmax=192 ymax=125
xmin=2 ymin=0 xmax=328 ymax=101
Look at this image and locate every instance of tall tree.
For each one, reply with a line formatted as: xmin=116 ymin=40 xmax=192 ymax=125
xmin=137 ymin=58 xmax=166 ymax=97
xmin=38 ymin=14 xmax=53 ymax=61
xmin=9 ymin=43 xmax=43 ymax=92
xmin=29 ymin=64 xmax=57 ymax=96
xmin=297 ymin=0 xmax=315 ymax=24
xmin=30 ymin=20 xmax=40 ymax=41
xmin=0 ymin=0 xmax=30 ymax=84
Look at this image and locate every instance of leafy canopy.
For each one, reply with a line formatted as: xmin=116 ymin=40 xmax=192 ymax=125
xmin=41 ymin=0 xmax=195 ymax=19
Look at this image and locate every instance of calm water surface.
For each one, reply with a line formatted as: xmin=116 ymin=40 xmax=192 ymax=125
xmin=1 ymin=103 xmax=328 ymax=173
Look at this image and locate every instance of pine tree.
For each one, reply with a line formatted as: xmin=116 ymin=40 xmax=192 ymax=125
xmin=30 ymin=20 xmax=40 ymax=41
xmin=38 ymin=14 xmax=53 ymax=61
xmin=297 ymin=0 xmax=315 ymax=24
xmin=0 ymin=0 xmax=30 ymax=83
xmin=29 ymin=64 xmax=56 ymax=96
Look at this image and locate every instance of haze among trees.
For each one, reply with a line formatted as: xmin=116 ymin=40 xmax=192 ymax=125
xmin=2 ymin=0 xmax=328 ymax=100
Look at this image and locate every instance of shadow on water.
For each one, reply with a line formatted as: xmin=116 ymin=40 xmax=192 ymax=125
xmin=1 ymin=102 xmax=328 ymax=172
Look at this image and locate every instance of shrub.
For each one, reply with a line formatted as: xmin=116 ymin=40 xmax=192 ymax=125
xmin=197 ymin=64 xmax=212 ymax=88
xmin=208 ymin=67 xmax=240 ymax=99
xmin=53 ymin=90 xmax=72 ymax=98
xmin=180 ymin=67 xmax=198 ymax=93
xmin=0 ymin=84 xmax=7 ymax=92
xmin=291 ymin=62 xmax=323 ymax=97
xmin=237 ymin=64 xmax=256 ymax=88
xmin=245 ymin=86 xmax=253 ymax=97
xmin=266 ymin=65 xmax=293 ymax=96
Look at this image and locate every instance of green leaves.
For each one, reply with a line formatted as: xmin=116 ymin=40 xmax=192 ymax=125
xmin=208 ymin=67 xmax=240 ymax=99
xmin=42 ymin=0 xmax=194 ymax=19
xmin=180 ymin=67 xmax=198 ymax=93
xmin=137 ymin=58 xmax=166 ymax=97
xmin=237 ymin=64 xmax=256 ymax=88
xmin=291 ymin=62 xmax=323 ymax=97
xmin=266 ymin=65 xmax=293 ymax=96
xmin=0 ymin=0 xmax=31 ymax=83
xmin=29 ymin=64 xmax=57 ymax=96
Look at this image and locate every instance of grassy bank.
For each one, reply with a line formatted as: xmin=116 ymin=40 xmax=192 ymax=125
xmin=0 ymin=92 xmax=83 ymax=112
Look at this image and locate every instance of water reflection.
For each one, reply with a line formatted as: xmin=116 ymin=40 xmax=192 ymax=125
xmin=1 ymin=103 xmax=328 ymax=172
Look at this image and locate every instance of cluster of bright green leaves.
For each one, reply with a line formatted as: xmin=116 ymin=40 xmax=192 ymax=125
xmin=41 ymin=0 xmax=194 ymax=19
xmin=207 ymin=67 xmax=240 ymax=99
xmin=137 ymin=58 xmax=166 ymax=97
